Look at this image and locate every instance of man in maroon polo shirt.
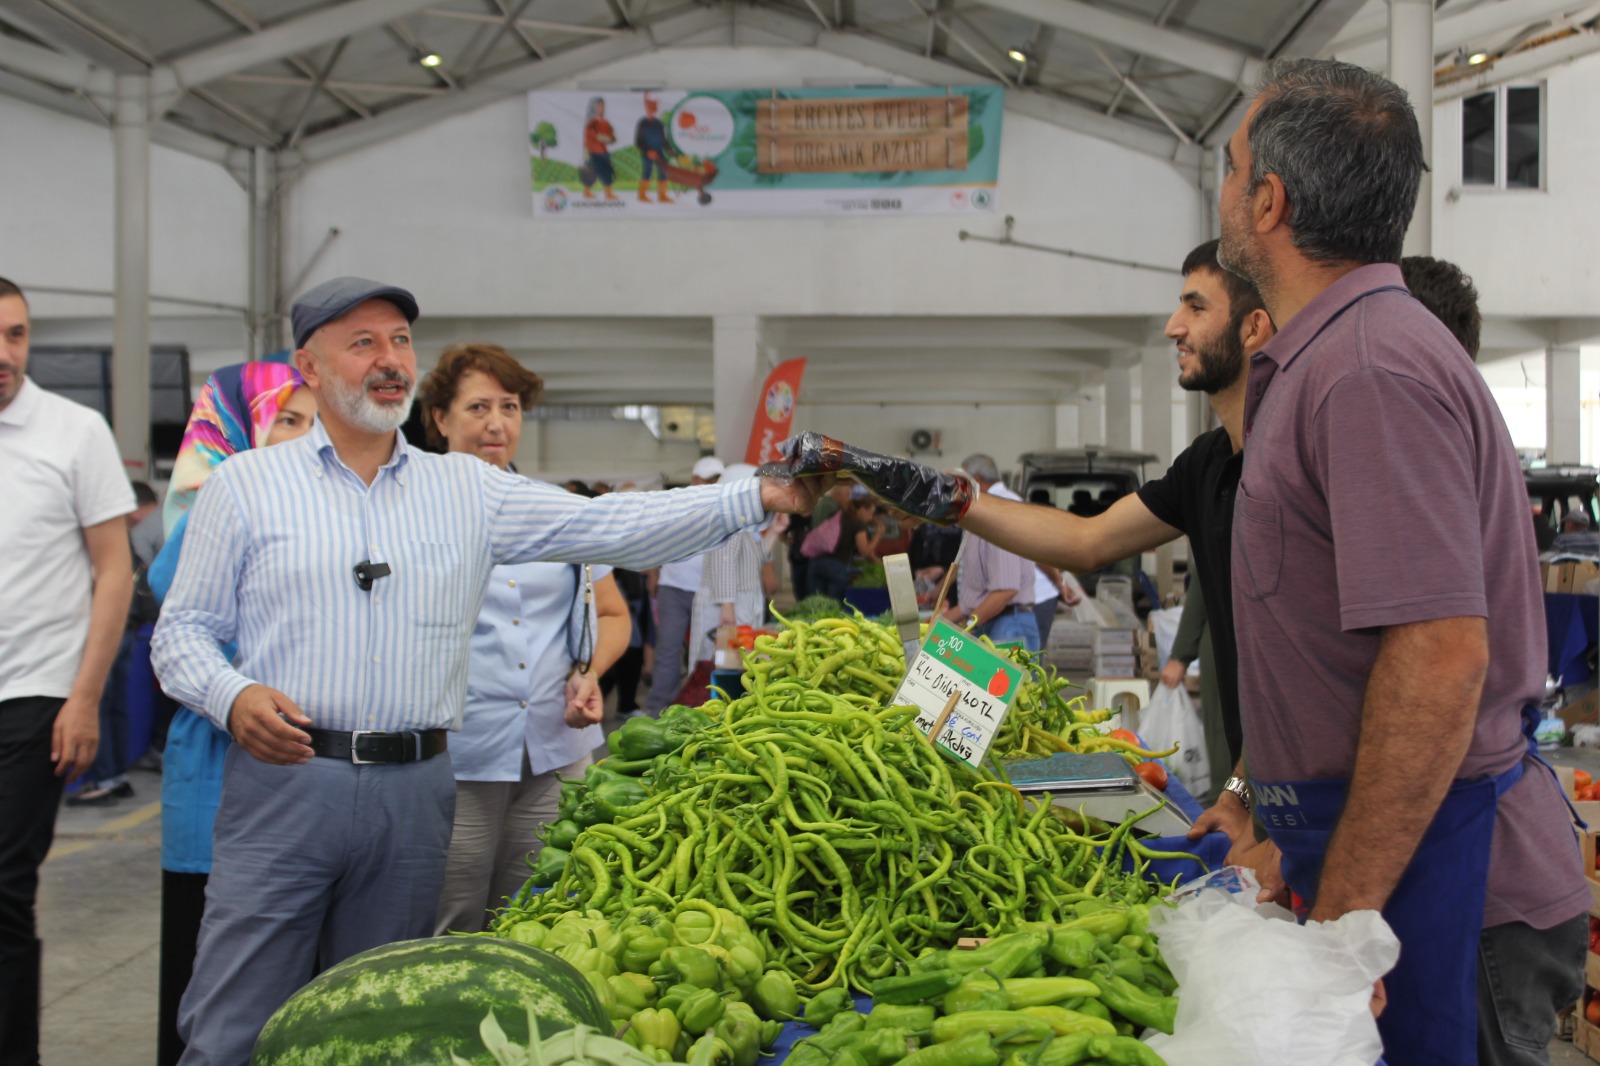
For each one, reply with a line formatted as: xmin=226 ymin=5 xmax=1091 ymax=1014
xmin=1213 ymin=58 xmax=1585 ymax=1065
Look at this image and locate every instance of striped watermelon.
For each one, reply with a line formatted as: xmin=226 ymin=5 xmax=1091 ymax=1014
xmin=251 ymin=937 xmax=609 ymax=1066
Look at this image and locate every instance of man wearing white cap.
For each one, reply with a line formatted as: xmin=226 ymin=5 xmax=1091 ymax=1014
xmin=151 ymin=279 xmax=817 ymax=1064
xmin=643 ymin=455 xmax=723 ymax=713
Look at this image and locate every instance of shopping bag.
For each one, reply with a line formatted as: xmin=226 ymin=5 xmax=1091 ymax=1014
xmin=1144 ymin=871 xmax=1398 ymax=1066
xmin=1140 ymin=682 xmax=1211 ymax=798
xmin=1149 ymin=605 xmax=1183 ymax=667
xmin=800 ymin=511 xmax=842 ymax=558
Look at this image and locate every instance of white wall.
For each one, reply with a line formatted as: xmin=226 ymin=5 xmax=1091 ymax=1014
xmin=0 ymin=95 xmax=249 ymax=321
xmin=1431 ymin=53 xmax=1600 ymax=317
xmin=285 ymin=46 xmax=1204 ymax=319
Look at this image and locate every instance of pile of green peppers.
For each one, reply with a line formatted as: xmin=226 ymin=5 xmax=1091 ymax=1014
xmin=830 ymin=906 xmax=1177 ymax=1066
xmin=526 ymin=707 xmax=716 ymax=889
xmin=502 ymin=903 xmax=797 ymax=1066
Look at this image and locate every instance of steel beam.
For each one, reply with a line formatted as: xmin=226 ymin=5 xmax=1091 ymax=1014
xmin=155 ymin=0 xmax=442 ymax=96
xmin=813 ymin=28 xmax=1200 ymax=166
xmin=1434 ymin=28 xmax=1600 ymax=101
xmin=974 ymin=0 xmax=1262 ymax=87
xmin=294 ymin=6 xmax=728 ymax=165
xmin=1329 ymin=0 xmax=1598 ymax=66
xmin=0 ymin=28 xmax=109 ymax=92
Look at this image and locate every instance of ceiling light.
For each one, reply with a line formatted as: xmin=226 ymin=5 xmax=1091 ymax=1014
xmin=419 ymin=51 xmax=443 ymax=68
xmin=1468 ymin=52 xmax=1489 ymax=65
xmin=1007 ymin=48 xmax=1028 ymax=64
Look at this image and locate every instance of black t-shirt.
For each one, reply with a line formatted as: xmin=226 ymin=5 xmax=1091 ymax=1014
xmin=1136 ymin=427 xmax=1244 ymax=765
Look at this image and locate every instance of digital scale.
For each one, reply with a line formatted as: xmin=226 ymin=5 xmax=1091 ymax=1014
xmin=1002 ymin=752 xmax=1193 ymax=837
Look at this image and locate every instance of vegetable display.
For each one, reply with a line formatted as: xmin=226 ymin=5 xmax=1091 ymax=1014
xmin=496 ymin=684 xmax=1184 ymax=995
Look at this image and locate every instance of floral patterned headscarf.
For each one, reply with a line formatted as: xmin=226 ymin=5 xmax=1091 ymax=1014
xmin=163 ymin=361 xmax=303 ymax=535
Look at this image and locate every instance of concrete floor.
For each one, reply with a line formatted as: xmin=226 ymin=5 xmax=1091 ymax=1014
xmin=34 ymin=764 xmax=1600 ymax=1066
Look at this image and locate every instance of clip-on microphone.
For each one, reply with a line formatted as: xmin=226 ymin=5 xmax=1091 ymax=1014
xmin=353 ymin=560 xmax=392 ymax=592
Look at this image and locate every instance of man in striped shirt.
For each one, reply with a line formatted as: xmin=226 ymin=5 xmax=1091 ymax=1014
xmin=151 ymin=277 xmax=819 ymax=1065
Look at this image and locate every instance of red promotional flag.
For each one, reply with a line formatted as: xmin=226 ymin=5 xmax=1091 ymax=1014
xmin=745 ymin=357 xmax=807 ymax=465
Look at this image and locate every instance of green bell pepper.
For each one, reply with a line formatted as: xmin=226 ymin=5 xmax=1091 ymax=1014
xmin=526 ymin=846 xmax=570 ymax=888
xmin=661 ymin=945 xmax=721 ymax=989
xmin=657 ymin=983 xmax=701 ymax=1017
xmin=556 ymin=942 xmax=618 ymax=981
xmin=609 ymin=716 xmax=677 ymax=761
xmin=714 ymin=1002 xmax=763 ymax=1066
xmin=687 ymin=1033 xmax=735 ymax=1066
xmin=543 ymin=819 xmax=582 ymax=851
xmin=804 ymin=987 xmax=853 ymax=1028
xmin=621 ymin=926 xmax=672 ymax=973
xmin=504 ymin=919 xmax=548 ymax=948
xmin=677 ymin=988 xmax=728 ymax=1035
xmin=609 ymin=972 xmax=657 ymax=1015
xmin=673 ymin=910 xmax=717 ymax=947
xmin=865 ymin=1004 xmax=935 ymax=1034
xmin=626 ymin=1008 xmax=681 ymax=1057
xmin=751 ymin=970 xmax=801 ymax=1021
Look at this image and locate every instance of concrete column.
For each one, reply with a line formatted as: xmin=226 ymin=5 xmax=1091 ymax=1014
xmin=1104 ymin=367 xmax=1133 ymax=450
xmin=248 ymin=147 xmax=286 ymax=357
xmin=1547 ymin=345 xmax=1582 ymax=464
xmin=1140 ymin=349 xmax=1177 ymax=598
xmin=1078 ymin=386 xmax=1105 ymax=447
xmin=1053 ymin=403 xmax=1079 ymax=449
xmin=1390 ymin=0 xmax=1433 ymax=257
xmin=112 ymin=73 xmax=152 ymax=475
xmin=1186 ymin=390 xmax=1208 ymax=442
xmin=713 ymin=316 xmax=764 ymax=465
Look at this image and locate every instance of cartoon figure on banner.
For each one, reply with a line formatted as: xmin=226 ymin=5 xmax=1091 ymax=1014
xmin=635 ymin=93 xmax=674 ymax=204
xmin=579 ymin=97 xmax=617 ymax=201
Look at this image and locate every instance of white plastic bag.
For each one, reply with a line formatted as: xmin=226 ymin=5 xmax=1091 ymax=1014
xmin=1139 ymin=682 xmax=1211 ymax=798
xmin=1143 ymin=883 xmax=1399 ymax=1066
xmin=1149 ymin=605 xmax=1183 ymax=668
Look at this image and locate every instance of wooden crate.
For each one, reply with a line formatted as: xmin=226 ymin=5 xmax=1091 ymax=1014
xmin=1578 ymin=986 xmax=1600 ymax=1058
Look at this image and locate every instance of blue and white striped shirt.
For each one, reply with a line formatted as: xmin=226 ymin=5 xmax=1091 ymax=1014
xmin=151 ymin=419 xmax=764 ymax=734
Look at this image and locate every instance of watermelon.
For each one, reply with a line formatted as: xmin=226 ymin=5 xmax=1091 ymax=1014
xmin=251 ymin=936 xmax=609 ymax=1065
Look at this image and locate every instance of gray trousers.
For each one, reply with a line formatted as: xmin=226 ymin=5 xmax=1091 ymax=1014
xmin=1477 ymin=913 xmax=1587 ymax=1066
xmin=177 ymin=745 xmax=455 ymax=1066
xmin=644 ymin=585 xmax=695 ymax=714
xmin=434 ymin=750 xmax=591 ymax=935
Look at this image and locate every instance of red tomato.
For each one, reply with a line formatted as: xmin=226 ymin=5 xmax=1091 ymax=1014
xmin=1109 ymin=729 xmax=1141 ymax=746
xmin=1587 ymin=998 xmax=1600 ymax=1026
xmin=1134 ymin=761 xmax=1168 ymax=791
xmin=1576 ymin=770 xmax=1594 ymax=791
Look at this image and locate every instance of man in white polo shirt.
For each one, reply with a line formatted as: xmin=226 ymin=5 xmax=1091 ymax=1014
xmin=0 ymin=276 xmax=135 ymax=1064
xmin=643 ymin=456 xmax=723 ymax=714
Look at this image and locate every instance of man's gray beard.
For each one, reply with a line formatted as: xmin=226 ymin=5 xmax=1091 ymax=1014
xmin=323 ymin=372 xmax=414 ymax=434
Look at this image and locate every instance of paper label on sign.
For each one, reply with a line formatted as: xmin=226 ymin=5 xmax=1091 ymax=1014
xmin=893 ymin=619 xmax=1024 ymax=767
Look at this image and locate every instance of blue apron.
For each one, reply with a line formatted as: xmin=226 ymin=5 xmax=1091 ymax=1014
xmin=1250 ymin=707 xmax=1565 ymax=1066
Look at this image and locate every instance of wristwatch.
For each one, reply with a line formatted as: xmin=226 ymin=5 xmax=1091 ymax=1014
xmin=1221 ymin=776 xmax=1253 ymax=811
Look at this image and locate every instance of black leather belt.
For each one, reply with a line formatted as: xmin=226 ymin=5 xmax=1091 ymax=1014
xmin=306 ymin=728 xmax=448 ymax=765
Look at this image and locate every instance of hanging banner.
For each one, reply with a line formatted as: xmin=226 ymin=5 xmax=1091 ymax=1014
xmin=528 ymin=87 xmax=1002 ymax=219
xmin=744 ymin=358 xmax=807 ymax=466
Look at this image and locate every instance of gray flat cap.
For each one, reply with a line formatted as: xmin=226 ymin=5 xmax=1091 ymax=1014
xmin=292 ymin=276 xmax=419 ymax=350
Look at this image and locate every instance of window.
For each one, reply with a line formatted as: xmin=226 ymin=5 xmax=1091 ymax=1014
xmin=28 ymin=346 xmax=193 ymax=461
xmin=1461 ymin=83 xmax=1544 ymax=189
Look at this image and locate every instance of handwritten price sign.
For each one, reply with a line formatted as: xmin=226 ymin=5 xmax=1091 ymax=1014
xmin=892 ymin=619 xmax=1024 ymax=768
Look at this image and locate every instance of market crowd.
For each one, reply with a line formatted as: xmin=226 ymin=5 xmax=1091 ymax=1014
xmin=0 ymin=56 xmax=1584 ymax=1066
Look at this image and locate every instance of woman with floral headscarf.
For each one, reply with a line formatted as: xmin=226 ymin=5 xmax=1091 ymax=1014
xmin=149 ymin=361 xmax=314 ymax=1066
